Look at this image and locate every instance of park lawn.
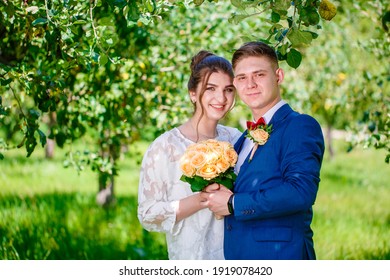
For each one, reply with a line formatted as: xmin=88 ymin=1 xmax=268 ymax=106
xmin=0 ymin=141 xmax=389 ymax=260
xmin=0 ymin=142 xmax=168 ymax=260
xmin=313 ymin=143 xmax=389 ymax=260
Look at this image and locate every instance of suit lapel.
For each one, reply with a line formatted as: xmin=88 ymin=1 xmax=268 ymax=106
xmin=268 ymin=103 xmax=294 ymax=127
xmin=234 ymin=131 xmax=248 ymax=154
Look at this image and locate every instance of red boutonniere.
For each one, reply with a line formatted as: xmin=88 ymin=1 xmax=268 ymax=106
xmin=245 ymin=118 xmax=273 ymax=162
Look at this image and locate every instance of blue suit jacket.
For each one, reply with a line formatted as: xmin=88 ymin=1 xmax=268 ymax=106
xmin=224 ymin=104 xmax=325 ymax=260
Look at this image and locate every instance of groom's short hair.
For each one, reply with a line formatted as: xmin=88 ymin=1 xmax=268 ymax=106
xmin=232 ymin=41 xmax=279 ymax=70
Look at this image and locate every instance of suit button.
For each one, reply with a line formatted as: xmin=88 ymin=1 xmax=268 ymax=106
xmin=227 ymin=225 xmax=232 ymax=231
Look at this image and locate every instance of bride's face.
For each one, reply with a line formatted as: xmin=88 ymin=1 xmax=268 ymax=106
xmin=192 ymin=71 xmax=235 ymax=121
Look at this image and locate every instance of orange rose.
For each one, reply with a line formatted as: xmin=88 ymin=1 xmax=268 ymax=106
xmin=196 ymin=164 xmax=219 ymax=180
xmin=215 ymin=157 xmax=230 ymax=173
xmin=206 ymin=150 xmax=219 ymax=164
xmin=190 ymin=152 xmax=207 ymax=168
xmin=205 ymin=139 xmax=219 ymax=145
xmin=183 ymin=149 xmax=197 ymax=160
xmin=218 ymin=141 xmax=232 ymax=152
xmin=180 ymin=158 xmax=196 ymax=177
xmin=180 ymin=139 xmax=238 ymax=193
xmin=224 ymin=148 xmax=238 ymax=166
xmin=207 ymin=140 xmax=223 ymax=153
xmin=250 ymin=129 xmax=269 ymax=145
xmin=193 ymin=143 xmax=209 ymax=153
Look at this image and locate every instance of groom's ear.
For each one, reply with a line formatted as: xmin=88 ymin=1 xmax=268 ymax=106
xmin=276 ymin=68 xmax=284 ymax=84
xmin=233 ymin=78 xmax=237 ymax=88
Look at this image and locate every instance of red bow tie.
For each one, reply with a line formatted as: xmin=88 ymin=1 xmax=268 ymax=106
xmin=246 ymin=117 xmax=266 ymax=130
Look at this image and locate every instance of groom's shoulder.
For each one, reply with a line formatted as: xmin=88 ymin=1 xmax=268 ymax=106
xmin=292 ymin=112 xmax=321 ymax=125
xmin=285 ymin=112 xmax=323 ymax=135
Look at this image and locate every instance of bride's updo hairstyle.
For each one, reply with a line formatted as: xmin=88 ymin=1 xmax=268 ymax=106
xmin=188 ymin=50 xmax=234 ymax=94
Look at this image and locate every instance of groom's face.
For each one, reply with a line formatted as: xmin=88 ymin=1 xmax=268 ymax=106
xmin=233 ymin=56 xmax=283 ymax=117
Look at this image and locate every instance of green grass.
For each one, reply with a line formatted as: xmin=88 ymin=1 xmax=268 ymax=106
xmin=0 ymin=140 xmax=389 ymax=260
xmin=313 ymin=142 xmax=389 ymax=260
xmin=0 ymin=143 xmax=168 ymax=260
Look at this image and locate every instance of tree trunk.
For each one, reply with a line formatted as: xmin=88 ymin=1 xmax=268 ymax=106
xmin=45 ymin=112 xmax=56 ymax=159
xmin=96 ymin=140 xmax=118 ymax=207
xmin=96 ymin=172 xmax=115 ymax=207
xmin=45 ymin=139 xmax=55 ymax=159
xmin=326 ymin=124 xmax=334 ymax=159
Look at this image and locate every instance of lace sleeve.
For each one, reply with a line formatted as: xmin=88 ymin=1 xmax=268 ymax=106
xmin=137 ymin=134 xmax=183 ymax=234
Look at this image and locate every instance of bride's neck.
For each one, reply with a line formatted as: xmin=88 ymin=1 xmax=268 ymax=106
xmin=180 ymin=118 xmax=218 ymax=142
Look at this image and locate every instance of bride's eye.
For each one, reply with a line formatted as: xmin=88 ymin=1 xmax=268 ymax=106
xmin=225 ymin=87 xmax=235 ymax=93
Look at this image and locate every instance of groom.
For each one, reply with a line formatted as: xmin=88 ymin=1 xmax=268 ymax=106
xmin=201 ymin=41 xmax=325 ymax=259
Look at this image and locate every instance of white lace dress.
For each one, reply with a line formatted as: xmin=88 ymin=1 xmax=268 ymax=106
xmin=137 ymin=124 xmax=242 ymax=260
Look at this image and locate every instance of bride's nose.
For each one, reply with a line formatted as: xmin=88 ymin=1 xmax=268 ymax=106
xmin=215 ymin=89 xmax=228 ymax=102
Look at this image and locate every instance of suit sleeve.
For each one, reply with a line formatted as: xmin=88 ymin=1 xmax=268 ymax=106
xmin=233 ymin=114 xmax=325 ymax=221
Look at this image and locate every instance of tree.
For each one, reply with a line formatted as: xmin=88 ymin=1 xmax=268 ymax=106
xmin=224 ymin=0 xmax=337 ymax=68
xmin=1 ymin=0 xmax=177 ymax=205
xmin=0 ymin=0 xmax=340 ymax=204
xmin=345 ymin=1 xmax=389 ymax=163
xmin=280 ymin=0 xmax=389 ymax=162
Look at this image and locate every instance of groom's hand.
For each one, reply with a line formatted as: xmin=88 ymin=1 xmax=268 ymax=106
xmin=200 ymin=185 xmax=233 ymax=216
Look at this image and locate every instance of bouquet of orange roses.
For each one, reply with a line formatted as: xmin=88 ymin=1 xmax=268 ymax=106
xmin=179 ymin=139 xmax=238 ymax=192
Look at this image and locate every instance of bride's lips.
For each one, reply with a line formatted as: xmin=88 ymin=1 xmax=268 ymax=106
xmin=210 ymin=104 xmax=226 ymax=110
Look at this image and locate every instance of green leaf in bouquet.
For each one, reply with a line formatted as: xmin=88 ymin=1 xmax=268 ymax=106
xmin=214 ymin=177 xmax=234 ymax=190
xmin=180 ymin=175 xmax=209 ymax=192
xmin=214 ymin=169 xmax=237 ymax=190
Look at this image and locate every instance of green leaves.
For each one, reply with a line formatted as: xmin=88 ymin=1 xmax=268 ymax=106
xmin=23 ymin=109 xmax=47 ymax=157
xmin=228 ymin=13 xmax=252 ymax=24
xmin=180 ymin=169 xmax=237 ymax=193
xmin=287 ymin=28 xmax=313 ymax=47
xmin=273 ymin=0 xmax=291 ymax=14
xmin=32 ymin=18 xmax=48 ymax=26
xmin=286 ymin=48 xmax=302 ymax=69
xmin=300 ymin=6 xmax=320 ymax=26
xmin=225 ymin=0 xmax=333 ymax=69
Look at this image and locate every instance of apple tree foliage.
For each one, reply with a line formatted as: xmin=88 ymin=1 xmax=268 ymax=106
xmin=281 ymin=0 xmax=389 ymax=162
xmin=5 ymin=0 xmax=380 ymax=204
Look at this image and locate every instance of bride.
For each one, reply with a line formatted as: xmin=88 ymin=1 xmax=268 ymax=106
xmin=137 ymin=50 xmax=241 ymax=259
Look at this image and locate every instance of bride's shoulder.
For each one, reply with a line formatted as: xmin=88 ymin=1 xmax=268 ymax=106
xmin=145 ymin=129 xmax=174 ymax=149
xmin=217 ymin=124 xmax=242 ymax=141
xmin=146 ymin=128 xmax=186 ymax=150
